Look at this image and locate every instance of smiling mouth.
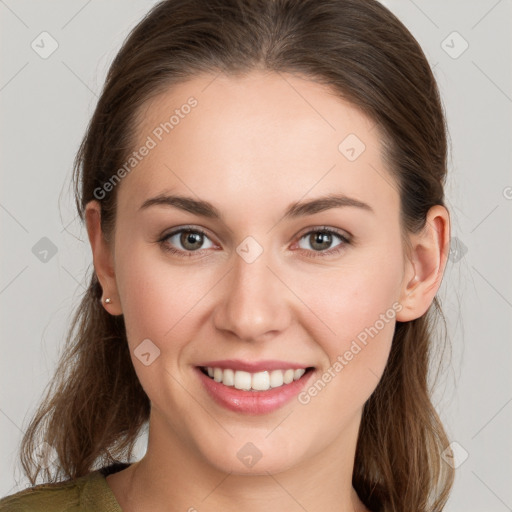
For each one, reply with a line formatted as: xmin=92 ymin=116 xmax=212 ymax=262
xmin=199 ymin=366 xmax=315 ymax=392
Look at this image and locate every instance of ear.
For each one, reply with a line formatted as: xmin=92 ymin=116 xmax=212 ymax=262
xmin=85 ymin=200 xmax=123 ymax=316
xmin=396 ymin=205 xmax=450 ymax=322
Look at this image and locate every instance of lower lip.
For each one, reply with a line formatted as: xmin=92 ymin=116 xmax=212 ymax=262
xmin=195 ymin=367 xmax=314 ymax=415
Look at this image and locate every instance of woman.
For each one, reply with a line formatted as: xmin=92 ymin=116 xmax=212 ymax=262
xmin=0 ymin=0 xmax=454 ymax=510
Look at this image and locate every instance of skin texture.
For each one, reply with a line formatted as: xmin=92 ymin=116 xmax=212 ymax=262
xmin=86 ymin=71 xmax=450 ymax=512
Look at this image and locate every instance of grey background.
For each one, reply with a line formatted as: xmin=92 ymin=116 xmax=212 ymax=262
xmin=1 ymin=1 xmax=511 ymax=510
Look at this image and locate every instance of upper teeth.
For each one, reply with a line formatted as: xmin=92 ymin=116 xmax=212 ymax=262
xmin=205 ymin=367 xmax=306 ymax=391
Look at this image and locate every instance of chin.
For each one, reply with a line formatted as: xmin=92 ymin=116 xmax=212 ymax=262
xmin=196 ymin=435 xmax=302 ymax=476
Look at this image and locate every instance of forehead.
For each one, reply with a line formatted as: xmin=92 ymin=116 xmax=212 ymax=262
xmin=117 ymin=71 xmax=398 ymax=218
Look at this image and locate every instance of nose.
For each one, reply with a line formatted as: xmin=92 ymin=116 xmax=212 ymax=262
xmin=212 ymin=245 xmax=292 ymax=342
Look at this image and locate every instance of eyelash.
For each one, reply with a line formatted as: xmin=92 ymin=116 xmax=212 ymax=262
xmin=158 ymin=225 xmax=351 ymax=259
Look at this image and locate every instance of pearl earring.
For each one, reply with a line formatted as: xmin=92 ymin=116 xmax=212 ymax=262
xmin=104 ymin=297 xmax=112 ymax=304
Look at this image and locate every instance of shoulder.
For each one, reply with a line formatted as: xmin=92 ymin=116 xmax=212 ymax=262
xmin=0 ymin=467 xmax=123 ymax=512
xmin=0 ymin=475 xmax=86 ymax=512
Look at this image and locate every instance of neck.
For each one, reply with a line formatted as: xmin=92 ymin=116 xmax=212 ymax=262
xmin=108 ymin=410 xmax=369 ymax=512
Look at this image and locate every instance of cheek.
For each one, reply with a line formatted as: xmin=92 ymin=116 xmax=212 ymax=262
xmin=116 ymin=231 xmax=403 ymax=400
xmin=115 ymin=244 xmax=223 ymax=370
xmin=299 ymin=243 xmax=403 ymax=333
xmin=294 ymin=247 xmax=404 ymax=402
xmin=114 ymin=248 xmax=211 ymax=409
xmin=115 ymin=246 xmax=192 ymax=351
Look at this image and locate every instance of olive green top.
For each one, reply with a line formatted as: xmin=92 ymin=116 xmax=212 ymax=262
xmin=0 ymin=463 xmax=130 ymax=512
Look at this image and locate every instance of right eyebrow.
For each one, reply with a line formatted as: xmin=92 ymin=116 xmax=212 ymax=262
xmin=139 ymin=193 xmax=222 ymax=219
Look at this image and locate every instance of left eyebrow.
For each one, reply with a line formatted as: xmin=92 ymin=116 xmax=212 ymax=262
xmin=138 ymin=192 xmax=374 ymax=220
xmin=282 ymin=193 xmax=374 ymax=220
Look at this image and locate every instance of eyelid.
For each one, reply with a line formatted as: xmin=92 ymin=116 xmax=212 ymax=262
xmin=159 ymin=224 xmax=218 ymax=248
xmin=294 ymin=225 xmax=352 ymax=243
xmin=291 ymin=226 xmax=351 ymax=259
xmin=158 ymin=224 xmax=352 ymax=257
xmin=161 ymin=224 xmax=212 ymax=239
xmin=160 ymin=224 xmax=352 ymax=243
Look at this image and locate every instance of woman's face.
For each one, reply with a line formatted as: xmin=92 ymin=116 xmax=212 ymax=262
xmin=102 ymin=71 xmax=414 ymax=474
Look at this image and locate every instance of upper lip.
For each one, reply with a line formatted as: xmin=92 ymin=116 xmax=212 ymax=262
xmin=197 ymin=359 xmax=312 ymax=372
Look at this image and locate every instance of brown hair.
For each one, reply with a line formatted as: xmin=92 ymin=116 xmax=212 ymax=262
xmin=20 ymin=1 xmax=454 ymax=510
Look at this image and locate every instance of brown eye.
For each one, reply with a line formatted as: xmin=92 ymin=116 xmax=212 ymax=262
xmin=296 ymin=228 xmax=350 ymax=257
xmin=180 ymin=230 xmax=205 ymax=251
xmin=307 ymin=231 xmax=334 ymax=251
xmin=160 ymin=227 xmax=215 ymax=256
